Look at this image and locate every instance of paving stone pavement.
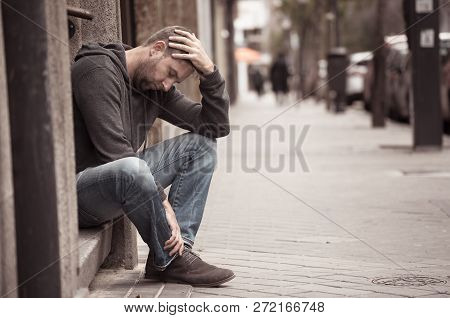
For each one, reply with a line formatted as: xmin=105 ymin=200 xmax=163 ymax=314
xmin=88 ymin=94 xmax=450 ymax=298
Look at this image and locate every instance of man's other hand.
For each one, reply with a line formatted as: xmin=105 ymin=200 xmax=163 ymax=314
xmin=163 ymin=199 xmax=184 ymax=257
xmin=169 ymin=29 xmax=214 ymax=75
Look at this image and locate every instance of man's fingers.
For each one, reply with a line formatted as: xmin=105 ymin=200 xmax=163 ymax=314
xmin=164 ymin=241 xmax=178 ymax=252
xmin=168 ymin=42 xmax=194 ymax=53
xmin=164 ymin=240 xmax=175 ymax=250
xmin=175 ymin=241 xmax=183 ymax=256
xmin=165 ymin=232 xmax=175 ymax=244
xmin=165 ymin=240 xmax=177 ymax=251
xmin=174 ymin=29 xmax=196 ymax=41
xmin=169 ymin=243 xmax=179 ymax=256
xmin=169 ymin=35 xmax=195 ymax=46
xmin=168 ymin=237 xmax=183 ymax=256
xmin=171 ymin=53 xmax=192 ymax=60
xmin=167 ymin=233 xmax=184 ymax=256
xmin=169 ymin=247 xmax=179 ymax=256
xmin=164 ymin=237 xmax=178 ymax=248
xmin=170 ymin=239 xmax=184 ymax=257
xmin=164 ymin=235 xmax=178 ymax=250
xmin=164 ymin=231 xmax=177 ymax=247
xmin=179 ymin=242 xmax=184 ymax=256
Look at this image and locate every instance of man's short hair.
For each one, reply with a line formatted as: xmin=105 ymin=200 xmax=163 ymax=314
xmin=142 ymin=25 xmax=194 ymax=56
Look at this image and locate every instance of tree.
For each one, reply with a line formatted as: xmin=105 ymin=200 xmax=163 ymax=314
xmin=278 ymin=0 xmax=327 ymax=98
xmin=371 ymin=0 xmax=387 ymax=127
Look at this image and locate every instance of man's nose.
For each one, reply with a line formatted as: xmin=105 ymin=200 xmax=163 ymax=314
xmin=162 ymin=79 xmax=174 ymax=92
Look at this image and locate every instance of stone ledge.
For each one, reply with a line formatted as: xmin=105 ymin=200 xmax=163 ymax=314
xmin=77 ymin=223 xmax=113 ymax=290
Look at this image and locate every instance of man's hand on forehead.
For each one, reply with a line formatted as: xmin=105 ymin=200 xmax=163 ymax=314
xmin=168 ymin=29 xmax=214 ymax=75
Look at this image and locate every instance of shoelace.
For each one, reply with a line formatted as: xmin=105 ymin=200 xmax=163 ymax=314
xmin=183 ymin=250 xmax=202 ymax=265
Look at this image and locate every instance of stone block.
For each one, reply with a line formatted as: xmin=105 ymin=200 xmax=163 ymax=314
xmin=78 ymin=224 xmax=113 ymax=289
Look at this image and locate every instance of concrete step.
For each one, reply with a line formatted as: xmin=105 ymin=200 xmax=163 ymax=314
xmin=77 ymin=223 xmax=113 ymax=290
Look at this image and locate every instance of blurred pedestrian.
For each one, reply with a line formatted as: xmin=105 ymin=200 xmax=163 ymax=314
xmin=270 ymin=53 xmax=290 ymax=105
xmin=249 ymin=65 xmax=265 ymax=97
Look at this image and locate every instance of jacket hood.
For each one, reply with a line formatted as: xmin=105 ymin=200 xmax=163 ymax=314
xmin=75 ymin=43 xmax=130 ymax=83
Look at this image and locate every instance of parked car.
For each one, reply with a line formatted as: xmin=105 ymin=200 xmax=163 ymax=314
xmin=363 ymin=33 xmax=450 ymax=129
xmin=346 ymin=51 xmax=373 ymax=105
xmin=440 ymin=33 xmax=450 ymax=131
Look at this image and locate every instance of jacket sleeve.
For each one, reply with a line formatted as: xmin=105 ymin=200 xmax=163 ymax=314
xmin=73 ymin=67 xmax=167 ymax=201
xmin=158 ymin=66 xmax=230 ymax=138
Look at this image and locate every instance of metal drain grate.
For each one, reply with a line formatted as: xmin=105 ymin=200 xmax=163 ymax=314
xmin=372 ymin=276 xmax=447 ymax=287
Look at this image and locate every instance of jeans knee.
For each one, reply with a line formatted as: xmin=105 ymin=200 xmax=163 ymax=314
xmin=187 ymin=134 xmax=217 ymax=172
xmin=116 ymin=157 xmax=159 ymax=195
xmin=185 ymin=132 xmax=217 ymax=157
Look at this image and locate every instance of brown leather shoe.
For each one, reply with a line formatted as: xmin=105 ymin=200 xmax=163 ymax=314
xmin=145 ymin=250 xmax=235 ymax=287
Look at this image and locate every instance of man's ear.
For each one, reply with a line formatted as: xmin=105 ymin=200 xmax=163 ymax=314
xmin=149 ymin=40 xmax=167 ymax=57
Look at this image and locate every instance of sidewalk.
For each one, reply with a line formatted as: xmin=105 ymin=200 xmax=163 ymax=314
xmin=89 ymin=94 xmax=450 ymax=298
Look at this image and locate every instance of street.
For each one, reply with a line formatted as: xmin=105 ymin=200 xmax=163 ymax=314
xmin=89 ymin=93 xmax=450 ymax=298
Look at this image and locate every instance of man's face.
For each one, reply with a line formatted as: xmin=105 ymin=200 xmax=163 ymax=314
xmin=134 ymin=48 xmax=194 ymax=92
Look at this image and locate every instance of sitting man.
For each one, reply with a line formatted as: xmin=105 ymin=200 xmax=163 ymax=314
xmin=72 ymin=25 xmax=234 ymax=287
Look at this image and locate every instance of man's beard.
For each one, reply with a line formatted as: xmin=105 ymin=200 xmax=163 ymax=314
xmin=133 ymin=56 xmax=160 ymax=91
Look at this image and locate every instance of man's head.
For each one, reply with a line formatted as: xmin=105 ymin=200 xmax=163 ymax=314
xmin=131 ymin=26 xmax=195 ymax=92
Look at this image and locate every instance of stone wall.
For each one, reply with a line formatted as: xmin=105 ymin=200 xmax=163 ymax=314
xmin=2 ymin=0 xmax=78 ymax=297
xmin=0 ymin=3 xmax=18 ymax=298
xmin=68 ymin=0 xmax=123 ymax=61
xmin=68 ymin=0 xmax=139 ymax=270
xmin=45 ymin=0 xmax=80 ymax=297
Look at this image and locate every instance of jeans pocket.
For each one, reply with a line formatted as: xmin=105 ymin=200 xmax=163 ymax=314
xmin=78 ymin=206 xmax=102 ymax=228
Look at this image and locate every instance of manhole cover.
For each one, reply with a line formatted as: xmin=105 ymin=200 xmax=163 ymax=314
xmin=372 ymin=276 xmax=447 ymax=287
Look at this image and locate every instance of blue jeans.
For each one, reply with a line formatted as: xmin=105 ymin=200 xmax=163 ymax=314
xmin=76 ymin=133 xmax=217 ymax=270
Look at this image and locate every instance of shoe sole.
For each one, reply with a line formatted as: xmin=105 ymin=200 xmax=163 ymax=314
xmin=145 ymin=273 xmax=236 ymax=287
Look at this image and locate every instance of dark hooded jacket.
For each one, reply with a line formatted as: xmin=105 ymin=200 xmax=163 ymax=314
xmin=71 ymin=43 xmax=230 ymax=200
